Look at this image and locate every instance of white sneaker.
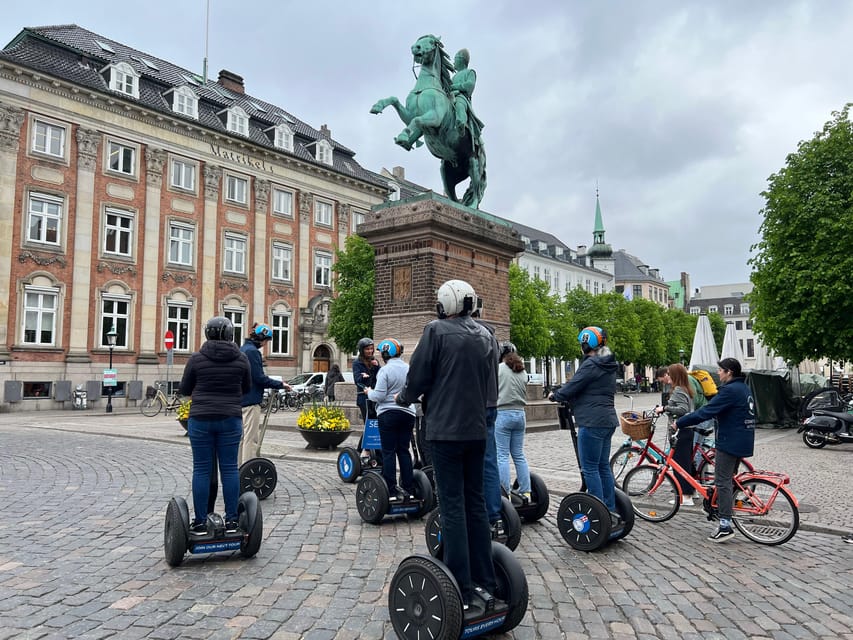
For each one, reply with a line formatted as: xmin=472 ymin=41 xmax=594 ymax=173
xmin=682 ymin=497 xmax=695 ymax=507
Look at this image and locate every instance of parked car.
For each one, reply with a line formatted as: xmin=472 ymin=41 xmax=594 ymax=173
xmin=287 ymin=371 xmax=354 ymax=393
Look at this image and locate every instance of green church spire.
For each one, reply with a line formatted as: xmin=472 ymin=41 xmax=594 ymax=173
xmin=587 ymin=187 xmax=612 ymax=258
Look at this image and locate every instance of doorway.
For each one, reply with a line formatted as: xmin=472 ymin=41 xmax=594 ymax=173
xmin=312 ymin=345 xmax=331 ymax=372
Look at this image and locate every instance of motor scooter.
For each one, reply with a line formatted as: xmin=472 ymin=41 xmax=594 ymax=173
xmin=798 ymin=410 xmax=853 ymax=448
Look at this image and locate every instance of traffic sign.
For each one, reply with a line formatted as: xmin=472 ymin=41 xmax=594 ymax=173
xmin=164 ymin=330 xmax=175 ymax=351
xmin=103 ymin=368 xmax=117 ymax=387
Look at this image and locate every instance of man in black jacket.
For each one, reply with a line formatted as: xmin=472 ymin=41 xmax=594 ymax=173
xmin=397 ymin=279 xmax=498 ymax=612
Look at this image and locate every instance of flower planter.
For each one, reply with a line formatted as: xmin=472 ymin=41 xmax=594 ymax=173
xmin=298 ymin=428 xmax=351 ymax=450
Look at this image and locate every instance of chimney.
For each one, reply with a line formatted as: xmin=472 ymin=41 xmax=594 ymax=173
xmin=320 ymin=124 xmax=331 ymax=139
xmin=392 ymin=166 xmax=406 ymax=180
xmin=217 ymin=69 xmax=245 ymax=94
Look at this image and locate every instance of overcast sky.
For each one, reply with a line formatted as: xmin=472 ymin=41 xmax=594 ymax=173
xmin=5 ymin=1 xmax=852 ymax=288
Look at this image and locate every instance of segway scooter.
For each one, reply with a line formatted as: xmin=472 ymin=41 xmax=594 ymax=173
xmin=423 ymin=495 xmax=522 ymax=558
xmin=555 ymin=402 xmax=635 ymax=551
xmin=389 ymin=541 xmax=528 ymax=638
xmin=238 ymin=395 xmax=278 ymax=500
xmin=354 ymin=417 xmax=434 ymax=523
xmin=337 ymin=416 xmax=382 ymax=484
xmin=503 ymin=472 xmax=550 ymax=523
xmin=164 ymin=491 xmax=262 ymax=567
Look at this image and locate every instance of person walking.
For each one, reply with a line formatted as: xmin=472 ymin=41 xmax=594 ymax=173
xmin=655 ymin=363 xmax=697 ymax=506
xmin=239 ymin=323 xmax=289 ymax=466
xmin=397 ymin=279 xmax=499 ymax=612
xmin=550 ymin=326 xmax=620 ymax=524
xmin=179 ymin=316 xmax=251 ymax=535
xmin=324 ymin=363 xmax=345 ymax=402
xmin=366 ymin=339 xmax=416 ymax=500
xmin=676 ymin=357 xmax=755 ymax=542
xmin=495 ymin=345 xmax=531 ymax=501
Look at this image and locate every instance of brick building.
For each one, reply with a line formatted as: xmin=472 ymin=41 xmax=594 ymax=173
xmin=0 ymin=24 xmax=387 ymax=410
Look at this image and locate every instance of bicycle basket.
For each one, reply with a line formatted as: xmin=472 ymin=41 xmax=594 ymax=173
xmin=620 ymin=411 xmax=652 ymax=441
xmin=145 ymin=385 xmax=157 ymax=399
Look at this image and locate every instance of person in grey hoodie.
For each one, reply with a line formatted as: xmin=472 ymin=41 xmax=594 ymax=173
xmin=366 ymin=338 xmax=417 ymax=499
xmin=550 ymin=326 xmax=619 ymax=518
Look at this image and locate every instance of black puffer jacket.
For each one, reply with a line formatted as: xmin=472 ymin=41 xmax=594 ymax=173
xmin=180 ymin=340 xmax=251 ymax=419
xmin=397 ymin=315 xmax=499 ymax=441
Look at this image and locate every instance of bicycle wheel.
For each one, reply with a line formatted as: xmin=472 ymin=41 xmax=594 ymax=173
xmin=731 ymin=478 xmax=799 ymax=545
xmin=140 ymin=396 xmax=163 ymax=417
xmin=622 ymin=464 xmax=679 ymax=522
xmin=610 ymin=444 xmax=644 ymax=482
xmin=696 ymin=451 xmax=755 ymax=486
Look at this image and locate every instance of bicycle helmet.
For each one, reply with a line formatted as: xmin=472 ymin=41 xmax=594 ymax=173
xmin=578 ymin=326 xmax=606 ymax=355
xmin=357 ymin=337 xmax=374 ymax=357
xmin=499 ymin=341 xmax=517 ymax=361
xmin=251 ymin=323 xmax=273 ymax=342
xmin=436 ymin=279 xmax=477 ymax=318
xmin=204 ymin=316 xmax=234 ymax=342
xmin=377 ymin=338 xmax=403 ymax=362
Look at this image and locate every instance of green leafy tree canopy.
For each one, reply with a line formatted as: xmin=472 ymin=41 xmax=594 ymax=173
xmin=327 ymin=235 xmax=375 ymax=354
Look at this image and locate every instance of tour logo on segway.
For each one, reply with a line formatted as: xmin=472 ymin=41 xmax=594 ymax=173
xmin=572 ymin=512 xmax=591 ymax=534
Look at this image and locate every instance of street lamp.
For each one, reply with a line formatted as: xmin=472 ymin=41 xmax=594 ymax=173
xmin=679 ymin=349 xmax=686 ymax=366
xmin=106 ymin=324 xmax=117 ymax=414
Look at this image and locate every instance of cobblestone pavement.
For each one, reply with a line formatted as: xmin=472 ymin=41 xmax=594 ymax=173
xmin=1 ymin=402 xmax=852 ymax=640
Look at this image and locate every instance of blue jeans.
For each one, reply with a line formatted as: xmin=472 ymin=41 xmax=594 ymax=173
xmin=494 ymin=409 xmax=531 ymax=494
xmin=188 ymin=416 xmax=242 ymax=524
xmin=577 ymin=425 xmax=617 ymax=512
xmin=378 ymin=409 xmax=415 ymax=492
xmin=484 ymin=407 xmax=501 ymax=523
xmin=431 ymin=439 xmax=496 ymax=605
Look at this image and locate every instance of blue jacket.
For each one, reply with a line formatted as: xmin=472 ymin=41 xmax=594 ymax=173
xmin=240 ymin=341 xmax=284 ymax=407
xmin=676 ymin=376 xmax=755 ymax=458
xmin=552 ymin=350 xmax=618 ymax=429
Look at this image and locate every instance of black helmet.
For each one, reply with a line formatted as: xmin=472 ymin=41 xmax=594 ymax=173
xmin=357 ymin=337 xmax=374 ymax=357
xmin=205 ymin=316 xmax=234 ymax=342
xmin=499 ymin=341 xmax=517 ymax=361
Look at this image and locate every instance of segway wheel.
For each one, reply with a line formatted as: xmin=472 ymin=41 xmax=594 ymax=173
xmin=409 ymin=469 xmax=434 ymax=520
xmin=336 ymin=447 xmax=361 ymax=483
xmin=164 ymin=497 xmax=189 ymax=567
xmin=556 ymin=492 xmax=612 ymax=551
xmin=424 ymin=508 xmax=443 ymax=559
xmin=498 ymin=496 xmax=522 ymax=551
xmin=356 ymin=472 xmax=390 ymax=524
xmin=239 ymin=458 xmax=277 ymax=500
xmin=238 ymin=491 xmax=263 ymax=559
xmin=610 ymin=488 xmax=635 ymax=541
xmin=388 ymin=555 xmax=463 ymax=640
xmin=491 ymin=541 xmax=529 ymax=634
xmin=513 ymin=473 xmax=550 ymax=522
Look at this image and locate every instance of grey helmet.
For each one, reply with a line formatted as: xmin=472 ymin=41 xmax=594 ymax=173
xmin=204 ymin=316 xmax=234 ymax=342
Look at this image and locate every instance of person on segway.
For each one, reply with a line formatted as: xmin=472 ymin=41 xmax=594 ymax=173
xmin=549 ymin=326 xmax=621 ymax=526
xmin=179 ymin=316 xmax=251 ymax=535
xmin=365 ymin=338 xmax=417 ymax=501
xmin=396 ymin=279 xmax=499 ymax=611
xmin=353 ymin=337 xmax=380 ymax=458
xmin=239 ymin=323 xmax=290 ymax=466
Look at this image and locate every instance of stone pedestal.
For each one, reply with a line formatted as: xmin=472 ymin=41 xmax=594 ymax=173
xmin=358 ymin=193 xmax=523 ymax=354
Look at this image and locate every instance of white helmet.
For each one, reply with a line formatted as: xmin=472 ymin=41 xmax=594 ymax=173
xmin=436 ymin=279 xmax=477 ymax=318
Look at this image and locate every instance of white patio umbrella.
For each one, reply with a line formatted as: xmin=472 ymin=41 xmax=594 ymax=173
xmin=689 ymin=314 xmax=719 ymax=369
xmin=754 ymin=341 xmax=775 ymax=370
xmin=721 ymin=322 xmax=746 ymax=364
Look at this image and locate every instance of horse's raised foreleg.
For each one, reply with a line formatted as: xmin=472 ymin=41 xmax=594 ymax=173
xmin=370 ymin=97 xmax=413 ymax=124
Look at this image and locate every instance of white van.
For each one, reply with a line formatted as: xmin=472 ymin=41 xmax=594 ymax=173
xmin=287 ymin=371 xmax=353 ymax=392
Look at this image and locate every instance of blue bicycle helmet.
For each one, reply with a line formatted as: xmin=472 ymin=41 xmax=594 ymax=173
xmin=377 ymin=338 xmax=403 ymax=361
xmin=578 ymin=326 xmax=606 ymax=355
xmin=251 ymin=323 xmax=273 ymax=342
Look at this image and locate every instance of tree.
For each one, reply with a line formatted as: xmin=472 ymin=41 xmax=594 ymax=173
xmin=508 ymin=264 xmax=552 ymax=358
xmin=750 ymin=105 xmax=853 ymax=363
xmin=327 ymin=235 xmax=375 ymax=354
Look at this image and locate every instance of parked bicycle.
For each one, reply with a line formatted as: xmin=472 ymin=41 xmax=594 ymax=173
xmin=140 ymin=381 xmax=184 ymax=417
xmin=621 ymin=409 xmax=799 ymax=545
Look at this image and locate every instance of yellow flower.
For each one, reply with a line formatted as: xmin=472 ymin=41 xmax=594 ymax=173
xmin=176 ymin=399 xmax=191 ymax=421
xmin=297 ymin=402 xmax=350 ymax=432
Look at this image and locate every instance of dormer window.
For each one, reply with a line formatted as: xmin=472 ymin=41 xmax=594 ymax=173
xmin=226 ymin=107 xmax=249 ymax=136
xmin=171 ymin=86 xmax=198 ymax=120
xmin=272 ymin=124 xmax=293 ymax=151
xmin=106 ymin=62 xmax=139 ymax=98
xmin=316 ymin=139 xmax=333 ymax=165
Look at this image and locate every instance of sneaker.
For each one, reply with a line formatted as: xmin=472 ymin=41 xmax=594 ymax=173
xmin=225 ymin=520 xmax=240 ymax=534
xmin=522 ymin=492 xmax=532 ymax=503
xmin=708 ymin=526 xmax=735 ymax=542
xmin=189 ymin=522 xmax=207 ymax=537
xmin=682 ymin=496 xmax=695 ymax=507
xmin=609 ymin=511 xmax=622 ymax=528
xmin=490 ymin=519 xmax=506 ymax=539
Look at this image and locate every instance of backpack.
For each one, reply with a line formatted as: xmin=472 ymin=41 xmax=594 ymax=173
xmin=689 ymin=369 xmax=718 ymax=399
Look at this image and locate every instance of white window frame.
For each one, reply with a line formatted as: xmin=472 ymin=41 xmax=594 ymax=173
xmin=708 ymin=305 xmax=718 ymax=314
xmin=690 ymin=307 xmax=700 ymax=315
xmin=316 ymin=139 xmax=333 ymax=165
xmin=272 ymin=242 xmax=292 ymax=281
xmin=108 ymin=62 xmax=139 ymax=98
xmin=31 ymin=119 xmax=66 ymax=159
xmin=106 ymin=139 xmax=137 ymax=177
xmin=273 ymin=124 xmax=293 ymax=151
xmin=724 ymin=304 xmax=734 ymax=316
xmin=314 ymin=200 xmax=333 ymax=227
xmin=26 ymin=192 xmax=62 ymax=246
xmin=352 ymin=209 xmax=365 ymax=233
xmin=271 ymin=311 xmax=291 ymax=355
xmin=225 ymin=174 xmax=248 ymax=205
xmin=314 ymin=251 xmax=332 ymax=287
xmin=22 ymin=286 xmax=58 ymax=346
xmin=272 ymin=187 xmax=294 ymax=217
xmin=223 ymin=307 xmax=245 ymax=345
xmin=101 ymin=295 xmax=130 ymax=349
xmin=740 ymin=303 xmax=750 ymax=314
xmin=166 ymin=301 xmax=192 ymax=352
xmin=227 ymin=107 xmax=249 ymax=136
xmin=170 ymin=158 xmax=197 ymax=192
xmin=103 ymin=208 xmax=135 ymax=258
xmin=223 ymin=232 xmax=247 ymax=275
xmin=168 ymin=222 xmax=194 ymax=266
xmin=172 ymin=86 xmax=198 ymax=120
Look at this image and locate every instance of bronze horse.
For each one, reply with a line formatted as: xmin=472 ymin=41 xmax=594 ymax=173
xmin=371 ymin=34 xmax=487 ymax=210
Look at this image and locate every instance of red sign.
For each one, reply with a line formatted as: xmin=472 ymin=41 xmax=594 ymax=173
xmin=164 ymin=330 xmax=175 ymax=350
